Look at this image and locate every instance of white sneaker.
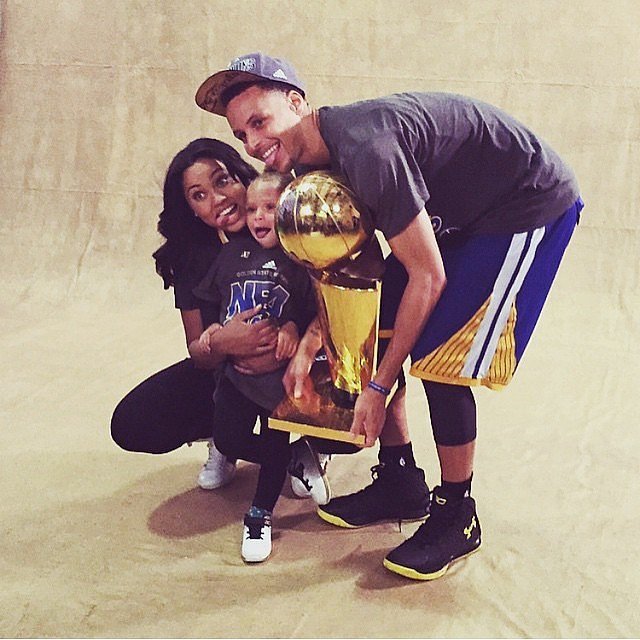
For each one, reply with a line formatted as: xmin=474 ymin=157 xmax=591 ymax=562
xmin=288 ymin=438 xmax=331 ymax=505
xmin=197 ymin=439 xmax=236 ymax=490
xmin=241 ymin=511 xmax=272 ymax=563
xmin=290 ymin=452 xmax=331 ymax=498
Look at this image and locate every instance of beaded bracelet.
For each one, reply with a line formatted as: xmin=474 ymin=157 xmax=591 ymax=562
xmin=367 ymin=380 xmax=392 ymax=396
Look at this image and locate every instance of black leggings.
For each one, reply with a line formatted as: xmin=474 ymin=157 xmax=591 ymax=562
xmin=110 ymin=358 xmax=359 ymax=464
xmin=111 ymin=359 xmax=217 ymax=454
xmin=213 ymin=374 xmax=290 ymax=511
xmin=422 ymin=380 xmax=477 ymax=446
xmin=214 ymin=374 xmax=361 ymax=511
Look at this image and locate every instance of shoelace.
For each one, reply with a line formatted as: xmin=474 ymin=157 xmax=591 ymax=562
xmin=412 ymin=493 xmax=457 ymax=544
xmin=245 ymin=517 xmax=269 ymax=540
xmin=203 ymin=453 xmax=223 ymax=471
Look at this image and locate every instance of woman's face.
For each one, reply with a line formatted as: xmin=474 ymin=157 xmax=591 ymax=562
xmin=182 ymin=158 xmax=247 ymax=232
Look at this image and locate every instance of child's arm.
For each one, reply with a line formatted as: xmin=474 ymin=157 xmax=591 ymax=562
xmin=275 ymin=321 xmax=300 ymax=361
xmin=197 ymin=323 xmax=222 ymax=354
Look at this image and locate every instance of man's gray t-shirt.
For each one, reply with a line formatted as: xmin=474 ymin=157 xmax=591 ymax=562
xmin=317 ymin=92 xmax=580 ymax=240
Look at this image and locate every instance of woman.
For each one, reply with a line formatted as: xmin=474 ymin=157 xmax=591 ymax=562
xmin=110 ymin=138 xmax=282 ymax=489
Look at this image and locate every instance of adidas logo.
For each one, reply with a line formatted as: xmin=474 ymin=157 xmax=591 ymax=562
xmin=262 ymin=260 xmax=277 ymax=270
xmin=272 ymin=68 xmax=288 ymax=80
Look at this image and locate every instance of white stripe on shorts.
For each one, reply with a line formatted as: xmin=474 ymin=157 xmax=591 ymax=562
xmin=461 ymin=227 xmax=546 ymax=379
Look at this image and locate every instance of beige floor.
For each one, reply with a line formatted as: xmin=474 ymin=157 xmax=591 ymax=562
xmin=1 ymin=1 xmax=640 ymax=638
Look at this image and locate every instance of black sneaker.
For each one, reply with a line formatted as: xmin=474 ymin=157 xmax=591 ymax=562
xmin=316 ymin=462 xmax=430 ymax=528
xmin=383 ymin=486 xmax=481 ymax=580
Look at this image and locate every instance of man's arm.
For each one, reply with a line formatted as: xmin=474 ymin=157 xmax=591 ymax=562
xmin=351 ymin=209 xmax=447 ymax=446
xmin=282 ymin=316 xmax=323 ymax=399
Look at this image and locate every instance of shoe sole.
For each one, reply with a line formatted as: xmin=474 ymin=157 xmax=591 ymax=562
xmin=197 ymin=468 xmax=236 ymax=490
xmin=316 ymin=507 xmax=428 ymax=529
xmin=242 ymin=554 xmax=271 ymax=563
xmin=382 ymin=544 xmax=481 ymax=581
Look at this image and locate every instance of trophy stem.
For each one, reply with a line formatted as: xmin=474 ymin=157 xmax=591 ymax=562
xmin=311 ymin=271 xmax=381 ymax=409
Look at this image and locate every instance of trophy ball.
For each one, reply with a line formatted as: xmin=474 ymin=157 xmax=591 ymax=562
xmin=276 ymin=171 xmax=372 ymax=270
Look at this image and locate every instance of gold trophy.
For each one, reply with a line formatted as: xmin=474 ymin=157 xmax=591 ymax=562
xmin=269 ymin=171 xmax=384 ymax=444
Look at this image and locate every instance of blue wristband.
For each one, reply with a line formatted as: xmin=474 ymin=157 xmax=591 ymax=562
xmin=367 ymin=380 xmax=391 ymax=396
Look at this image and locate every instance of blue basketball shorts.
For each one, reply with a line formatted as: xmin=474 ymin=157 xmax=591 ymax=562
xmin=379 ymin=198 xmax=583 ymax=390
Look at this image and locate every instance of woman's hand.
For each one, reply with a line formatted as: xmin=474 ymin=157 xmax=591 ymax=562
xmin=232 ymin=350 xmax=282 ymax=375
xmin=211 ymin=305 xmax=279 ymax=358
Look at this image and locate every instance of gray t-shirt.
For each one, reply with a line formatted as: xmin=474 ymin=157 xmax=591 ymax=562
xmin=317 ymin=92 xmax=580 ymax=240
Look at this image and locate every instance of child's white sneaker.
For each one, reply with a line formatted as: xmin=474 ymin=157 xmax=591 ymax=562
xmin=197 ymin=439 xmax=236 ymax=490
xmin=242 ymin=508 xmax=272 ymax=563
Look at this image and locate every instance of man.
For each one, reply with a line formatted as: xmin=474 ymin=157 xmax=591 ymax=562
xmin=195 ymin=52 xmax=582 ymax=580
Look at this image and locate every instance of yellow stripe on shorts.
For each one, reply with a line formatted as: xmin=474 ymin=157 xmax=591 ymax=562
xmin=409 ymin=297 xmax=517 ymax=390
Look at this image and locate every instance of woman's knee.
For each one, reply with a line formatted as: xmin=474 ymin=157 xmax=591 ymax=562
xmin=213 ymin=430 xmax=242 ymax=460
xmin=110 ymin=395 xmax=140 ymax=452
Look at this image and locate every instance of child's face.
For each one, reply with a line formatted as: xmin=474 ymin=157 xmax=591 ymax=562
xmin=246 ymin=181 xmax=281 ymax=249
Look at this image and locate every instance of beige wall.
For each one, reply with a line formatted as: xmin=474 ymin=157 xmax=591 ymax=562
xmin=1 ymin=1 xmax=638 ymax=311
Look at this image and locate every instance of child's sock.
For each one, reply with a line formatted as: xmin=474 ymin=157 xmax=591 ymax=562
xmin=247 ymin=505 xmax=271 ymax=518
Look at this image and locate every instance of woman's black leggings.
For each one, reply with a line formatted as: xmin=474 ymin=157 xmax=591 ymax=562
xmin=111 ymin=359 xmax=217 ymax=454
xmin=110 ymin=358 xmax=359 ymax=474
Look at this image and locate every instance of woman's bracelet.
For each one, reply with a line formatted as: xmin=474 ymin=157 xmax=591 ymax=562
xmin=367 ymin=380 xmax=392 ymax=396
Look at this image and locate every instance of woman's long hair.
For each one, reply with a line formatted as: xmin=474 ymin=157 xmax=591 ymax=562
xmin=152 ymin=138 xmax=258 ymax=289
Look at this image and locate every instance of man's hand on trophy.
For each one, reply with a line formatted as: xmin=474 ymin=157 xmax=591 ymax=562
xmin=283 ymin=347 xmax=315 ymax=400
xmin=350 ymin=387 xmax=387 ymax=447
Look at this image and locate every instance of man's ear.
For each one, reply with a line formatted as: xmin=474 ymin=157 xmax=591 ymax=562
xmin=287 ymin=90 xmax=306 ymax=114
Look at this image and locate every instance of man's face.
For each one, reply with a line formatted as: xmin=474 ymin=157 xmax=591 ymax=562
xmin=226 ymin=85 xmax=304 ymax=173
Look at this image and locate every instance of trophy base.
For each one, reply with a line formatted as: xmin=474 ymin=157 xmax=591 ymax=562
xmin=268 ymin=360 xmax=365 ymax=445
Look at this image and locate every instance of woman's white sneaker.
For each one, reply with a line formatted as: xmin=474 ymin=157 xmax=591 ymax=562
xmin=241 ymin=510 xmax=272 ymax=563
xmin=197 ymin=439 xmax=236 ymax=490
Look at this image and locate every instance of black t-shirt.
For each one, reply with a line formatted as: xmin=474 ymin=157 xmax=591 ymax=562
xmin=318 ymin=92 xmax=580 ymax=240
xmin=194 ymin=236 xmax=316 ymax=410
xmin=172 ymin=228 xmax=252 ymax=328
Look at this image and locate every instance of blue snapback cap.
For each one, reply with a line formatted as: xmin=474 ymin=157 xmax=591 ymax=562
xmin=195 ymin=52 xmax=305 ymax=115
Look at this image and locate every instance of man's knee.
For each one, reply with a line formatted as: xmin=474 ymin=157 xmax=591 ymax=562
xmin=422 ymin=380 xmax=477 ymax=446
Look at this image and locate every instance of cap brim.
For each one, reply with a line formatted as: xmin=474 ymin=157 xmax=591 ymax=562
xmin=195 ymin=70 xmax=263 ymax=116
